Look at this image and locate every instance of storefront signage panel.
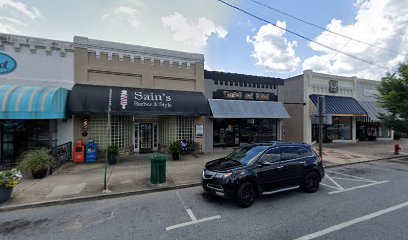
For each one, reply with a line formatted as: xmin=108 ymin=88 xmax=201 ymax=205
xmin=213 ymin=89 xmax=277 ymax=101
xmin=195 ymin=124 xmax=204 ymax=138
xmin=329 ymin=80 xmax=339 ymax=93
xmin=0 ymin=52 xmax=17 ymax=75
xmin=69 ymin=84 xmax=208 ymax=116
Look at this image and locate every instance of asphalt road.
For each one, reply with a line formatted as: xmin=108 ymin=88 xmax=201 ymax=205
xmin=1 ymin=159 xmax=408 ymax=240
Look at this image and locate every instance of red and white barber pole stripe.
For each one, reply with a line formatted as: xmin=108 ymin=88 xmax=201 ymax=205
xmin=120 ymin=90 xmax=128 ymax=109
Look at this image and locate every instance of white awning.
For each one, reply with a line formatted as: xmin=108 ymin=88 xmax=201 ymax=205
xmin=208 ymin=99 xmax=290 ymax=119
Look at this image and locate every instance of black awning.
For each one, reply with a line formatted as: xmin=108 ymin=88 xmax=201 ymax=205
xmin=69 ymin=84 xmax=209 ymax=116
xmin=309 ymin=95 xmax=367 ymax=116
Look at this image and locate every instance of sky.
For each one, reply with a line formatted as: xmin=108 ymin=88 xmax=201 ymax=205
xmin=0 ymin=0 xmax=407 ymax=80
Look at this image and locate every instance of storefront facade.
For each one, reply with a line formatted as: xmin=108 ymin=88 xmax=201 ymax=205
xmin=283 ymin=70 xmax=391 ymax=144
xmin=355 ymin=79 xmax=393 ymax=140
xmin=0 ymin=34 xmax=73 ymax=167
xmin=70 ymin=37 xmax=209 ymax=154
xmin=204 ymin=71 xmax=289 ymax=150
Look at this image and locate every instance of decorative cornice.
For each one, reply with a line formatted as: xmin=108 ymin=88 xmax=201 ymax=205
xmin=74 ymin=36 xmax=204 ymax=68
xmin=0 ymin=33 xmax=73 ymax=57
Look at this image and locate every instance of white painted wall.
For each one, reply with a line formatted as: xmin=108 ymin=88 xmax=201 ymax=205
xmin=0 ymin=44 xmax=74 ymax=89
xmin=57 ymin=118 xmax=74 ymax=145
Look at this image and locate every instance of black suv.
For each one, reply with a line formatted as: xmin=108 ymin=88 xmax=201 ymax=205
xmin=202 ymin=142 xmax=325 ymax=207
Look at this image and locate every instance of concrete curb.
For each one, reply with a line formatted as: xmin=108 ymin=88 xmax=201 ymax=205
xmin=324 ymin=155 xmax=407 ymax=169
xmin=1 ymin=155 xmax=406 ymax=212
xmin=0 ymin=182 xmax=201 ymax=213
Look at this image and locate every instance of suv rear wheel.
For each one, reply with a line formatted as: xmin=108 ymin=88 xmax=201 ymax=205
xmin=236 ymin=182 xmax=256 ymax=208
xmin=301 ymin=171 xmax=320 ymax=193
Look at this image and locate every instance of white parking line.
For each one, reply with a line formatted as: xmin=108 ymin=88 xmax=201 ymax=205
xmin=166 ymin=190 xmax=221 ymax=231
xmin=320 ymin=182 xmax=341 ymax=190
xmin=326 ymin=171 xmax=378 ymax=183
xmin=165 ymin=216 xmax=221 ymax=231
xmin=330 ymin=177 xmax=374 ymax=182
xmin=294 ymin=200 xmax=408 ymax=240
xmin=325 ymin=174 xmax=344 ymax=190
xmin=322 ymin=171 xmax=389 ymax=194
xmin=328 ymin=181 xmax=389 ymax=194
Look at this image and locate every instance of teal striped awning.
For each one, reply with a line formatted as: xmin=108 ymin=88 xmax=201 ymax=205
xmin=0 ymin=85 xmax=69 ymax=119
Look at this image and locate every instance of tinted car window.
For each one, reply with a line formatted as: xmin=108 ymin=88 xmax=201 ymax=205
xmin=281 ymin=147 xmax=301 ymax=160
xmin=227 ymin=145 xmax=269 ymax=165
xmin=298 ymin=147 xmax=312 ymax=157
xmin=259 ymin=148 xmax=281 ymax=163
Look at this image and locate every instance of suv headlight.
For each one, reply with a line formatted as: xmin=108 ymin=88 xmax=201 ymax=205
xmin=214 ymin=172 xmax=233 ymax=178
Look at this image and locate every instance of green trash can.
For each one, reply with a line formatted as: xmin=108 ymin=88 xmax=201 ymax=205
xmin=150 ymin=154 xmax=167 ymax=184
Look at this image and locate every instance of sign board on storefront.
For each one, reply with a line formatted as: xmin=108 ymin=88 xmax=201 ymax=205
xmin=213 ymin=89 xmax=277 ymax=101
xmin=195 ymin=124 xmax=204 ymax=138
xmin=69 ymin=84 xmax=208 ymax=116
xmin=0 ymin=52 xmax=17 ymax=75
xmin=329 ymin=80 xmax=338 ymax=93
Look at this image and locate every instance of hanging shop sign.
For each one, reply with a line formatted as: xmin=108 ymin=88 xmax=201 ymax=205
xmin=213 ymin=89 xmax=277 ymax=101
xmin=0 ymin=52 xmax=17 ymax=75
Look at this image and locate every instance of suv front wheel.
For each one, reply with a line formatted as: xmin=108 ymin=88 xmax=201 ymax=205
xmin=301 ymin=171 xmax=320 ymax=193
xmin=236 ymin=182 xmax=256 ymax=208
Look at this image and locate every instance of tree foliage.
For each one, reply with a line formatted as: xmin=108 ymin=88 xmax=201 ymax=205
xmin=378 ymin=63 xmax=408 ymax=133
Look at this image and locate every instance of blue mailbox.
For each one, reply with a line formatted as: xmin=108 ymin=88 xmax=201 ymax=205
xmin=85 ymin=139 xmax=98 ymax=162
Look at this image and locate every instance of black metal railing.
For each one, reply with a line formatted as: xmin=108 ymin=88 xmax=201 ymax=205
xmin=49 ymin=141 xmax=72 ymax=174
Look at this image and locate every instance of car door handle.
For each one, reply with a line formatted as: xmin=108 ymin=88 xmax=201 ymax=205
xmin=275 ymin=166 xmax=284 ymax=169
xmin=300 ymin=161 xmax=306 ymax=165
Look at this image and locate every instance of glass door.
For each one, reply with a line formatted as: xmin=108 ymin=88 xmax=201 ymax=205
xmin=139 ymin=123 xmax=153 ymax=153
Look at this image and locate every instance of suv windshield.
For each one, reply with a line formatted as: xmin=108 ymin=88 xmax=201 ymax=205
xmin=226 ymin=145 xmax=269 ymax=165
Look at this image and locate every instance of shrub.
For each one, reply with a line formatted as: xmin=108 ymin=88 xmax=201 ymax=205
xmin=168 ymin=141 xmax=182 ymax=154
xmin=18 ymin=148 xmax=54 ymax=173
xmin=394 ymin=132 xmax=402 ymax=140
xmin=107 ymin=144 xmax=119 ymax=157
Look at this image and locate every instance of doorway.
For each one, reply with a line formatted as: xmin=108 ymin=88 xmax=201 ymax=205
xmin=139 ymin=123 xmax=153 ymax=153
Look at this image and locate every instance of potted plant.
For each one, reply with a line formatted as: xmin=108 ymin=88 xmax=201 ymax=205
xmin=0 ymin=168 xmax=22 ymax=204
xmin=168 ymin=141 xmax=182 ymax=160
xmin=107 ymin=144 xmax=119 ymax=165
xmin=19 ymin=148 xmax=54 ymax=179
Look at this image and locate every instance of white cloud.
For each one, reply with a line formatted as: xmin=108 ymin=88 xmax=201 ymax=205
xmin=161 ymin=12 xmax=228 ymax=51
xmin=0 ymin=0 xmax=40 ymax=34
xmin=246 ymin=21 xmax=300 ymax=72
xmin=303 ymin=0 xmax=408 ymax=80
xmin=103 ymin=5 xmax=141 ymax=28
xmin=0 ymin=0 xmax=42 ymax=20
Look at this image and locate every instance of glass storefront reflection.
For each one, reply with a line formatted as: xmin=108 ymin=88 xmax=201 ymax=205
xmin=213 ymin=119 xmax=278 ymax=147
xmin=326 ymin=116 xmax=352 ymax=140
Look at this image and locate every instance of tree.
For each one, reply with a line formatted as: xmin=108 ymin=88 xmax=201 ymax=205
xmin=378 ymin=63 xmax=408 ymax=133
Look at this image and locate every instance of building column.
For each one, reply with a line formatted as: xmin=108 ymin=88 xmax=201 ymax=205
xmin=352 ymin=117 xmax=357 ymax=142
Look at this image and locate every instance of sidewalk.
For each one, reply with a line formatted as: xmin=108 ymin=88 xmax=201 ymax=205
xmin=1 ymin=140 xmax=407 ymax=210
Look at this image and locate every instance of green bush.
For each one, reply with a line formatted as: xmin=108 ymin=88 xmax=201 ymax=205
xmin=394 ymin=132 xmax=402 ymax=140
xmin=18 ymin=148 xmax=54 ymax=173
xmin=168 ymin=141 xmax=182 ymax=154
xmin=108 ymin=144 xmax=119 ymax=157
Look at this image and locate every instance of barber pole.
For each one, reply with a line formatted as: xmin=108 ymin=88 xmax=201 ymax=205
xmin=120 ymin=90 xmax=128 ymax=109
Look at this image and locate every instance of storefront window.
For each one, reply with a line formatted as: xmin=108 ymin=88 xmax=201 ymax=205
xmin=327 ymin=117 xmax=352 ymax=140
xmin=378 ymin=126 xmax=391 ymax=138
xmin=213 ymin=119 xmax=278 ymax=147
xmin=89 ymin=115 xmax=132 ymax=149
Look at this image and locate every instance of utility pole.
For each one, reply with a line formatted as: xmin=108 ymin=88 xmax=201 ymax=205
xmin=318 ymin=96 xmax=325 ymax=160
xmin=104 ymin=87 xmax=112 ymax=191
